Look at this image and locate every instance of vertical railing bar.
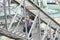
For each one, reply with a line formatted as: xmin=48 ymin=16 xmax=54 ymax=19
xmin=7 ymin=0 xmax=11 ymax=23
xmin=52 ymin=11 xmax=59 ymax=39
xmin=0 ymin=1 xmax=19 ymax=14
xmin=8 ymin=0 xmax=22 ymax=30
xmin=42 ymin=19 xmax=51 ymax=40
xmin=12 ymin=17 xmax=22 ymax=33
xmin=3 ymin=0 xmax=8 ymax=29
xmin=23 ymin=0 xmax=28 ymax=40
xmin=8 ymin=12 xmax=17 ymax=30
xmin=38 ymin=0 xmax=42 ymax=7
xmin=37 ymin=11 xmax=41 ymax=40
xmin=54 ymin=26 xmax=59 ymax=39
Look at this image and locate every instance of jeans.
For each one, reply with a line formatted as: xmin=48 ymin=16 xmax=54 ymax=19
xmin=23 ymin=27 xmax=32 ymax=37
xmin=47 ymin=38 xmax=50 ymax=40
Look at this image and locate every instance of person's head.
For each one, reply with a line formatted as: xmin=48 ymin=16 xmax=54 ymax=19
xmin=47 ymin=28 xmax=51 ymax=33
xmin=26 ymin=15 xmax=30 ymax=20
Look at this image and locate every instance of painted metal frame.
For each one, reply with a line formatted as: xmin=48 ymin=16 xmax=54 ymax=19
xmin=3 ymin=0 xmax=8 ymax=29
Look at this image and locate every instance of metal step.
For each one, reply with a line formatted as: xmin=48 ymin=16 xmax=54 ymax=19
xmin=16 ymin=32 xmax=20 ymax=35
xmin=0 ymin=28 xmax=23 ymax=39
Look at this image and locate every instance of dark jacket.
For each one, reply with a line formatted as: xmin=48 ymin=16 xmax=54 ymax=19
xmin=22 ymin=19 xmax=33 ymax=33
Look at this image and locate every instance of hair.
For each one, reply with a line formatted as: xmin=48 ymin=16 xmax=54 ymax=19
xmin=29 ymin=15 xmax=35 ymax=20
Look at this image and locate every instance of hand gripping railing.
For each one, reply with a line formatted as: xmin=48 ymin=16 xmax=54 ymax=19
xmin=27 ymin=15 xmax=38 ymax=38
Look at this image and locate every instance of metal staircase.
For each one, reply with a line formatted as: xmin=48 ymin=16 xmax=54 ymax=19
xmin=0 ymin=0 xmax=60 ymax=40
xmin=12 ymin=0 xmax=60 ymax=40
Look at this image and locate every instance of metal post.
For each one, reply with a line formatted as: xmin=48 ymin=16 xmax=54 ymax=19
xmin=7 ymin=0 xmax=11 ymax=23
xmin=37 ymin=11 xmax=41 ymax=40
xmin=38 ymin=0 xmax=41 ymax=7
xmin=54 ymin=26 xmax=59 ymax=40
xmin=3 ymin=0 xmax=8 ymax=29
xmin=23 ymin=0 xmax=28 ymax=40
xmin=8 ymin=0 xmax=22 ymax=30
xmin=12 ymin=17 xmax=22 ymax=33
xmin=41 ymin=19 xmax=51 ymax=40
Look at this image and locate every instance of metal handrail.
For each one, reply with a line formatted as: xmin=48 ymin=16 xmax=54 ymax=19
xmin=0 ymin=27 xmax=25 ymax=39
xmin=28 ymin=0 xmax=60 ymax=27
xmin=54 ymin=26 xmax=59 ymax=39
xmin=8 ymin=0 xmax=22 ymax=30
xmin=7 ymin=0 xmax=11 ymax=23
xmin=12 ymin=17 xmax=22 ymax=33
xmin=0 ymin=1 xmax=19 ymax=11
xmin=14 ymin=0 xmax=60 ymax=30
xmin=42 ymin=20 xmax=51 ymax=40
